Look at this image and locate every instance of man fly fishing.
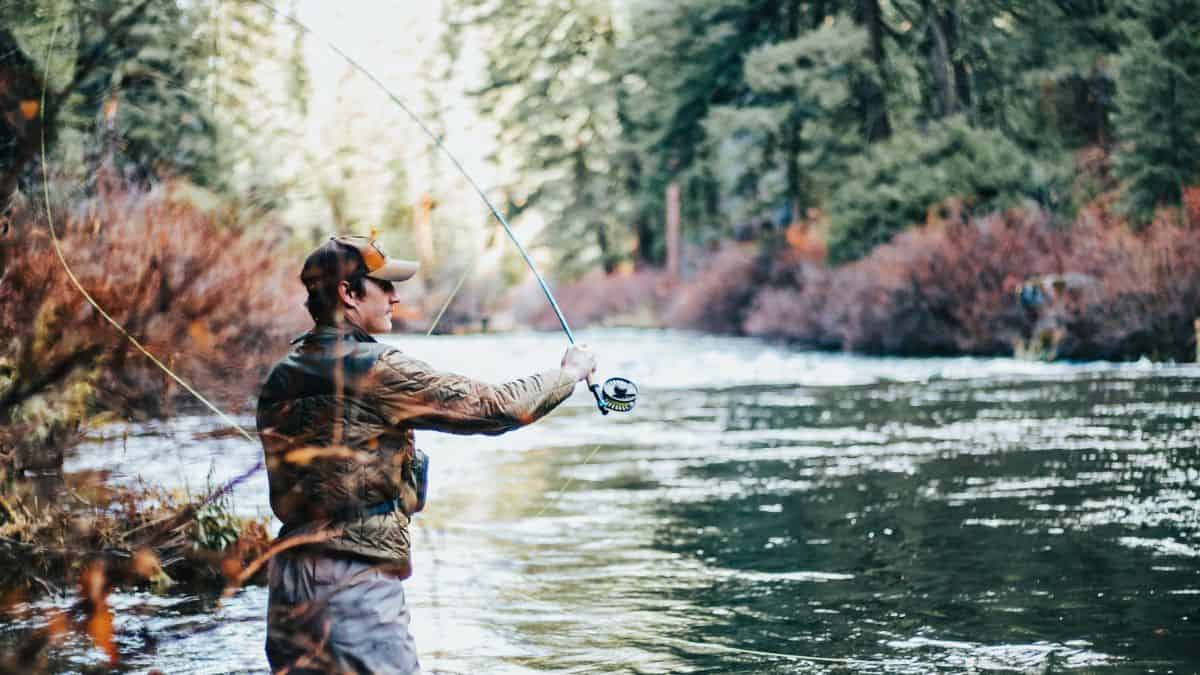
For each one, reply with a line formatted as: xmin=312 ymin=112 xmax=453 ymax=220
xmin=256 ymin=234 xmax=597 ymax=674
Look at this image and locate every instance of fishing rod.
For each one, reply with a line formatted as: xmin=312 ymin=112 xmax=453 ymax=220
xmin=256 ymin=1 xmax=637 ymax=415
xmin=497 ymin=241 xmax=637 ymax=413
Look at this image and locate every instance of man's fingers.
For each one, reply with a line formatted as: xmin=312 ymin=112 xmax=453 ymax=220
xmin=562 ymin=344 xmax=598 ymax=382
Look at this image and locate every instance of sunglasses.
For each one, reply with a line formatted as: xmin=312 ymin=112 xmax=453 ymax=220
xmin=365 ymin=276 xmax=396 ymax=295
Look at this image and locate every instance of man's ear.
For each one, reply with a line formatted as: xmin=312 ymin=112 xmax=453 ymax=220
xmin=336 ymin=280 xmax=359 ymax=309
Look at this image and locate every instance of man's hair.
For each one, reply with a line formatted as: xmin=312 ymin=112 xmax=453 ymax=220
xmin=301 ymin=240 xmax=369 ymax=324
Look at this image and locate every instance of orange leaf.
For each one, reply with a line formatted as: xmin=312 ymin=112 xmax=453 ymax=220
xmin=220 ymin=554 xmax=243 ymax=581
xmin=131 ymin=548 xmax=161 ymax=579
xmin=86 ymin=600 xmax=118 ymax=665
xmin=188 ymin=320 xmax=214 ymax=350
xmin=80 ymin=561 xmax=118 ymax=665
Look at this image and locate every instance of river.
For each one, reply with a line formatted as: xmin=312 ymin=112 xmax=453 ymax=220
xmin=13 ymin=329 xmax=1200 ymax=673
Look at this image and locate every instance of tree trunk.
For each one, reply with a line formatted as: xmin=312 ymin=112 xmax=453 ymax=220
xmin=925 ymin=0 xmax=961 ymax=117
xmin=665 ymin=180 xmax=681 ymax=280
xmin=785 ymin=0 xmax=805 ymax=221
xmin=595 ymin=225 xmax=617 ymax=274
xmin=944 ymin=7 xmax=972 ymax=116
xmin=785 ymin=118 xmax=803 ymax=225
xmin=635 ymin=216 xmax=660 ymax=266
xmin=859 ymin=0 xmax=892 ymax=140
xmin=414 ymin=193 xmax=436 ymax=284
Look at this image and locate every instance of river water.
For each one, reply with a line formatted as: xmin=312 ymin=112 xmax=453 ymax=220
xmin=14 ymin=329 xmax=1200 ymax=673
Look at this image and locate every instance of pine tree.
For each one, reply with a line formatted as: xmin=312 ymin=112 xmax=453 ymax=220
xmin=826 ymin=118 xmax=1067 ymax=262
xmin=197 ymin=0 xmax=296 ymax=205
xmin=703 ymin=18 xmax=876 ymax=227
xmin=622 ymin=1 xmax=893 ymax=248
xmin=93 ymin=0 xmax=220 ymax=186
xmin=1113 ymin=0 xmax=1200 ymax=221
xmin=622 ymin=0 xmax=781 ymax=246
xmin=450 ymin=0 xmax=634 ymax=275
xmin=0 ymin=0 xmax=174 ymax=199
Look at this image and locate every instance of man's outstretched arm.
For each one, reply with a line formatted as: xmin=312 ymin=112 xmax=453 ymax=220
xmin=372 ymin=345 xmax=596 ymax=434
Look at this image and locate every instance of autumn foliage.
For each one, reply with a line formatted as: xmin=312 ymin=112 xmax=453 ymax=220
xmin=0 ymin=182 xmax=296 ymax=665
xmin=522 ymin=267 xmax=675 ymax=331
xmin=0 ymin=181 xmax=307 ymax=471
xmin=669 ymin=197 xmax=1200 ymax=361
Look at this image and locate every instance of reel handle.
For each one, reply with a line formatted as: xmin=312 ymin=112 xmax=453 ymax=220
xmin=587 ymin=376 xmax=609 ymax=415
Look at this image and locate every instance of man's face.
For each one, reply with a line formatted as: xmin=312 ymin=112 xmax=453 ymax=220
xmin=345 ymin=276 xmax=398 ymax=333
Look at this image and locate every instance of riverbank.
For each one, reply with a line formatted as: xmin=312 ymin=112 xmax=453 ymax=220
xmin=519 ymin=196 xmax=1200 ymax=363
xmin=0 ymin=184 xmax=297 ymax=667
xmin=0 ymin=475 xmax=271 ymax=669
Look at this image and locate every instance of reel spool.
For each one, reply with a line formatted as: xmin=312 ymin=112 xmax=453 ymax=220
xmin=589 ymin=377 xmax=638 ymax=415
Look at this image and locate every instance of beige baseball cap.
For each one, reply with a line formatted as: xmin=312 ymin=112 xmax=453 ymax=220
xmin=301 ymin=234 xmax=419 ymax=289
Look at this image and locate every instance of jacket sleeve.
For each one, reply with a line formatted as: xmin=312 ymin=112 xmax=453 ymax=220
xmin=371 ymin=349 xmax=578 ymax=434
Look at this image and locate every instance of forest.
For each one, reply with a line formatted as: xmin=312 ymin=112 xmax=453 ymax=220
xmin=4 ymin=1 xmax=1199 ymax=358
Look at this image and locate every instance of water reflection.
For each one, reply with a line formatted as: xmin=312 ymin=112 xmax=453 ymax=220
xmin=18 ymin=330 xmax=1198 ymax=672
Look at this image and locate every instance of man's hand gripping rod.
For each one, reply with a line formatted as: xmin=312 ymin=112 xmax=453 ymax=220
xmin=490 ymin=216 xmax=635 ymax=415
xmin=256 ymin=1 xmax=637 ymax=415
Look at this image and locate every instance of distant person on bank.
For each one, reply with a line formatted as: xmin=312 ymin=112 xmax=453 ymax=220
xmin=257 ymin=235 xmax=596 ymax=674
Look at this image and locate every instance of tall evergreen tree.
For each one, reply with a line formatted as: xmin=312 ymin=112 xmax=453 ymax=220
xmin=704 ymin=18 xmax=876 ymax=226
xmin=622 ymin=0 xmax=789 ymax=244
xmin=1113 ymin=0 xmax=1200 ymax=221
xmin=449 ymin=0 xmax=633 ymax=275
xmin=0 ymin=0 xmax=169 ymax=199
xmin=88 ymin=0 xmax=220 ymax=186
xmin=623 ymin=0 xmax=897 ymax=246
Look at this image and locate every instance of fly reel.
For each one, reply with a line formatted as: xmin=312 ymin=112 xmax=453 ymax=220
xmin=588 ymin=377 xmax=638 ymax=415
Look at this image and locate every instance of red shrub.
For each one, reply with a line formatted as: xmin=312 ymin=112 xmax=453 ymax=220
xmin=520 ymin=267 xmax=672 ymax=331
xmin=1049 ymin=209 xmax=1200 ymax=360
xmin=663 ymin=243 xmax=760 ymax=334
xmin=839 ymin=209 xmax=1058 ymax=354
xmin=740 ymin=198 xmax=1200 ymax=361
xmin=0 ymin=181 xmax=306 ymax=465
xmin=741 ymin=253 xmax=841 ymax=348
xmin=1183 ymin=186 xmax=1200 ymax=229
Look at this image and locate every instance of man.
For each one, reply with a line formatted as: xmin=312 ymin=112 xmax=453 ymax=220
xmin=257 ymin=234 xmax=596 ymax=674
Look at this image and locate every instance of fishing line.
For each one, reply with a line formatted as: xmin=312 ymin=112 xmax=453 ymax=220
xmin=528 ymin=443 xmax=603 ymax=521
xmin=31 ymin=8 xmax=271 ymax=570
xmin=249 ymin=0 xmax=638 ymax=416
xmin=425 ymin=264 xmax=471 ymax=336
xmin=37 ymin=12 xmax=255 ymax=450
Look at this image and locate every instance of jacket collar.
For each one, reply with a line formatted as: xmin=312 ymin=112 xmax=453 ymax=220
xmin=292 ymin=322 xmax=378 ymax=345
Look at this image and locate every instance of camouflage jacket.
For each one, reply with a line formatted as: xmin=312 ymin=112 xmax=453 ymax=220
xmin=256 ymin=324 xmax=576 ymax=577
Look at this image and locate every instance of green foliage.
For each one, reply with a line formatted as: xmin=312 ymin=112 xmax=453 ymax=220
xmin=190 ymin=497 xmax=241 ymax=552
xmin=89 ymin=1 xmax=220 ymax=186
xmin=827 ymin=118 xmax=1066 ymax=263
xmin=0 ymin=0 xmax=295 ymax=206
xmin=0 ymin=1 xmax=219 ymax=186
xmin=704 ymin=18 xmax=874 ymax=225
xmin=620 ymin=0 xmax=803 ymax=246
xmin=449 ymin=0 xmax=635 ymax=276
xmin=1113 ymin=0 xmax=1200 ymax=221
xmin=6 ymin=0 xmax=1200 ymax=281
